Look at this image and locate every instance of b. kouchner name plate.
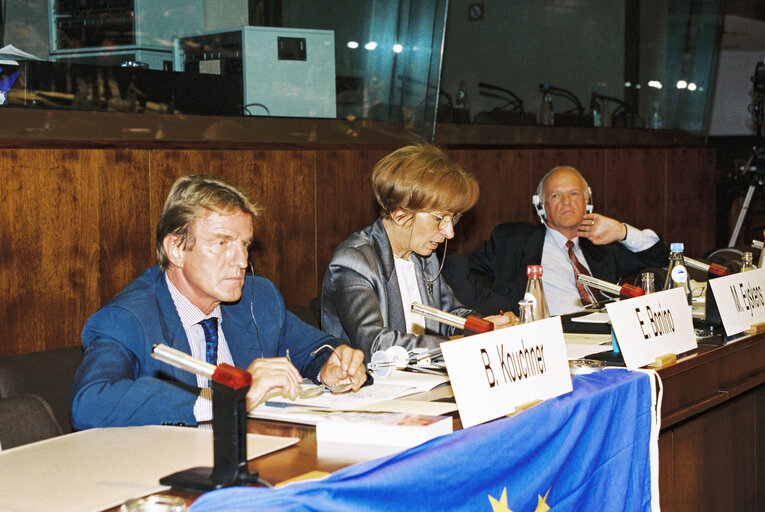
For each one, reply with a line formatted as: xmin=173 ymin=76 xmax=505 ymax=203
xmin=441 ymin=316 xmax=572 ymax=428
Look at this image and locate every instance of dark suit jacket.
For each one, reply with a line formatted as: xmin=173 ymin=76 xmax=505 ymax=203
xmin=71 ymin=266 xmax=336 ymax=429
xmin=443 ymin=222 xmax=669 ymax=316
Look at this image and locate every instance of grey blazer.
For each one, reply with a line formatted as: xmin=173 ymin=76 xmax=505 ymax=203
xmin=321 ymin=218 xmax=473 ymax=361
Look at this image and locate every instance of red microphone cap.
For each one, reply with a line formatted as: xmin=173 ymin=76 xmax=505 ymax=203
xmin=708 ymin=263 xmax=729 ymax=276
xmin=620 ymin=283 xmax=645 ymax=298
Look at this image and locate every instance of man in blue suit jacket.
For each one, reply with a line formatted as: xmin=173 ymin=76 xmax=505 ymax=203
xmin=71 ymin=175 xmax=366 ymax=429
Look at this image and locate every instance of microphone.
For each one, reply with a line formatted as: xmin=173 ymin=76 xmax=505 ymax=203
xmin=684 ymin=256 xmax=730 ymax=277
xmin=575 ymin=274 xmax=644 ymax=299
xmin=411 ymin=302 xmax=494 ymax=333
xmin=151 ymin=344 xmax=252 ymax=390
xmin=538 ymin=83 xmax=585 ymax=115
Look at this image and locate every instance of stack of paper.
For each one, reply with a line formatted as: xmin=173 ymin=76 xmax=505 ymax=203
xmin=316 ymin=412 xmax=453 ymax=447
xmin=249 ymin=370 xmax=454 ymax=425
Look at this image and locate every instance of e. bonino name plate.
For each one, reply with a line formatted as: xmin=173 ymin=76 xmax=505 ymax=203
xmin=606 ymin=287 xmax=697 ymax=369
xmin=708 ymin=267 xmax=765 ymax=335
xmin=441 ymin=316 xmax=572 ymax=428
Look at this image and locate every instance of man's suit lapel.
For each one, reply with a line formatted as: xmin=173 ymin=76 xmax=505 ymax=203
xmin=524 ymin=226 xmax=546 ymax=267
xmin=221 ymin=279 xmax=262 ymax=368
xmin=154 ymin=273 xmax=198 ymax=387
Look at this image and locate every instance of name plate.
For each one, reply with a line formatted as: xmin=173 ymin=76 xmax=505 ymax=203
xmin=440 ymin=316 xmax=572 ymax=428
xmin=606 ymin=287 xmax=697 ymax=369
xmin=708 ymin=267 xmax=765 ymax=335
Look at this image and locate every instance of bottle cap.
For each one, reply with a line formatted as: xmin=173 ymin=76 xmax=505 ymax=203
xmin=527 ymin=265 xmax=543 ymax=277
xmin=670 ymin=242 xmax=684 ymax=253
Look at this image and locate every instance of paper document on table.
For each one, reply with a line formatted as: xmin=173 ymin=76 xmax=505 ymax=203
xmin=565 ymin=343 xmax=612 ymax=360
xmin=565 ymin=332 xmax=612 ymax=360
xmin=377 ymin=369 xmax=449 ymax=391
xmin=570 ymin=311 xmax=610 ymax=323
xmin=266 ymin=381 xmax=431 ymax=409
xmin=250 ymin=371 xmax=451 ymax=425
xmin=356 ymin=399 xmax=457 ymax=415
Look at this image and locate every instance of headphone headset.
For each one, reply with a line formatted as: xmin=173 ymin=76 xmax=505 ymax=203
xmin=532 ymin=185 xmax=593 ymax=224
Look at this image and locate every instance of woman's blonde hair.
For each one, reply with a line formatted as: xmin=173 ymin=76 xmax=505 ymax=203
xmin=371 ymin=144 xmax=479 ymax=218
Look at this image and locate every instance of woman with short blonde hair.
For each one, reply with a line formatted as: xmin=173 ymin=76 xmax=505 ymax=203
xmin=321 ymin=144 xmax=511 ymax=361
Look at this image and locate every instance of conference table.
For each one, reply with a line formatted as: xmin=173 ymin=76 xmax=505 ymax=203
xmin=99 ymin=330 xmax=765 ymax=512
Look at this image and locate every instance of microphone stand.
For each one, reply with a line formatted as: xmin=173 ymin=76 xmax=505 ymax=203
xmin=576 ymin=274 xmax=645 ymax=300
xmin=540 ymin=84 xmax=585 ymax=125
xmin=151 ymin=344 xmax=265 ymax=491
xmin=478 ymin=82 xmax=525 ymax=121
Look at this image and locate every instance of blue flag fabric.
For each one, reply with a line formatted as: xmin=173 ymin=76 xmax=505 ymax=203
xmin=191 ymin=368 xmax=656 ymax=512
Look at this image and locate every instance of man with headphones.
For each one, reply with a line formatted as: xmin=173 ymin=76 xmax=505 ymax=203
xmin=443 ymin=166 xmax=668 ymax=316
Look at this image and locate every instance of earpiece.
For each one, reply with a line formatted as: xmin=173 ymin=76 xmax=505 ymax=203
xmin=248 ymin=260 xmax=265 ymax=358
xmin=532 ymin=194 xmax=546 ymax=223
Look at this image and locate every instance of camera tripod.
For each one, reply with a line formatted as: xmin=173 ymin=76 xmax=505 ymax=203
xmin=728 ymin=146 xmax=765 ymax=247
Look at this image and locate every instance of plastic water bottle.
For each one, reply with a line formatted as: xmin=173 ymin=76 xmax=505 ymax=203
xmin=650 ymin=98 xmax=663 ymax=129
xmin=664 ymin=243 xmax=692 ymax=308
xmin=455 ymin=80 xmax=469 ymax=109
xmin=590 ymin=89 xmax=602 ymax=127
xmin=523 ymin=265 xmax=550 ymax=319
xmin=538 ymin=85 xmax=554 ymax=126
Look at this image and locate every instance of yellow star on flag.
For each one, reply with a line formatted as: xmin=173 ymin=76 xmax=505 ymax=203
xmin=535 ymin=489 xmax=551 ymax=512
xmin=488 ymin=487 xmax=552 ymax=512
xmin=488 ymin=487 xmax=512 ymax=512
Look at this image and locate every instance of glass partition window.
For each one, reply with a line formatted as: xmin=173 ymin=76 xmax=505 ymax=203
xmin=439 ymin=0 xmax=726 ymax=135
xmin=0 ymin=0 xmax=726 ymax=139
xmin=0 ymin=0 xmax=447 ymax=141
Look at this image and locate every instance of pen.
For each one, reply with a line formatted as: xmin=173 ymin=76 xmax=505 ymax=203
xmin=264 ymin=401 xmax=330 ymax=409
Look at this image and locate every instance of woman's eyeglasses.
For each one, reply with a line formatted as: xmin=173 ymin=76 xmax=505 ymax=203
xmin=428 ymin=212 xmax=462 ymax=230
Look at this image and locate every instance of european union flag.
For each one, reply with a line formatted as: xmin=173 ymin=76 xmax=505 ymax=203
xmin=191 ymin=369 xmax=659 ymax=511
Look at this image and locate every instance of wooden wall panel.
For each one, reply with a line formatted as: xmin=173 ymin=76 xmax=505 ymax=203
xmin=252 ymin=150 xmax=318 ymax=305
xmin=604 ymin=149 xmax=668 ymax=238
xmin=314 ymin=149 xmax=389 ymax=295
xmin=668 ymin=394 xmax=757 ymax=511
xmin=665 ymin=147 xmax=718 ymax=258
xmin=0 ymin=143 xmax=716 ymax=356
xmin=658 ymin=432 xmax=674 ymax=511
xmin=0 ymin=148 xmax=150 ymax=356
xmin=446 ymin=149 xmax=533 ymax=256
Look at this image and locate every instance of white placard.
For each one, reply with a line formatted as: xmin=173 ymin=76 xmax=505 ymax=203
xmin=440 ymin=316 xmax=572 ymax=428
xmin=606 ymin=287 xmax=697 ymax=369
xmin=707 ymin=267 xmax=765 ymax=335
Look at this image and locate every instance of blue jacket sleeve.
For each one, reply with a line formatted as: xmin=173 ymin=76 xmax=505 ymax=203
xmin=70 ymin=306 xmax=199 ymax=429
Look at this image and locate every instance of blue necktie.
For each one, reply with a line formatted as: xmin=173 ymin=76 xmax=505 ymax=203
xmin=199 ymin=317 xmax=219 ymax=365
